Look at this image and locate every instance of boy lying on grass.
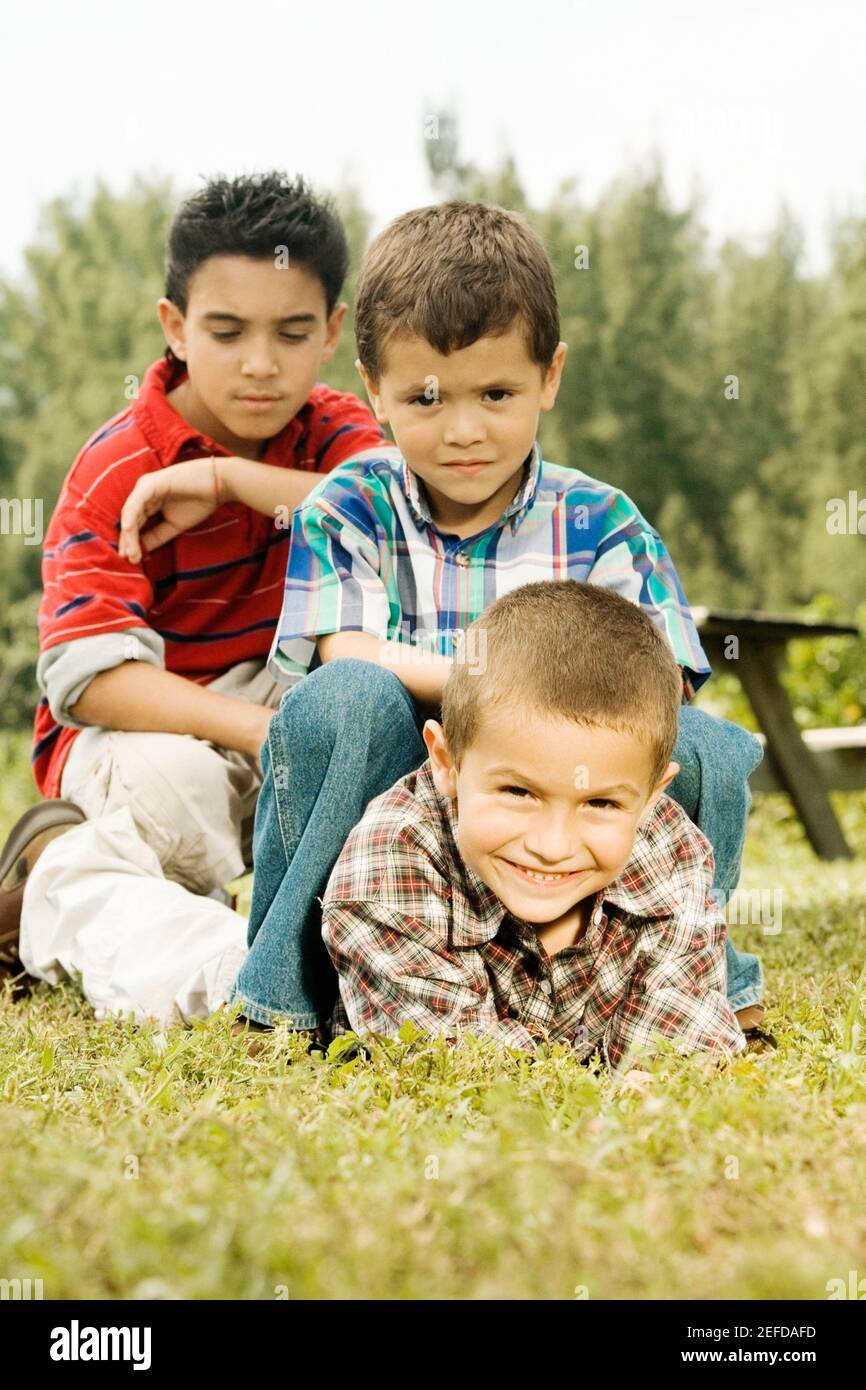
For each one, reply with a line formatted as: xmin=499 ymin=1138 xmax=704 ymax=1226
xmin=319 ymin=579 xmax=747 ymax=1070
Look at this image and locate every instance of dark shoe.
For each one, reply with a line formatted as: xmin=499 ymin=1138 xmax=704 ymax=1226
xmin=231 ymin=1016 xmax=271 ymax=1057
xmin=743 ymin=1025 xmax=778 ymax=1053
xmin=230 ymin=1017 xmax=330 ymax=1058
xmin=301 ymin=1025 xmax=331 ymax=1056
xmin=735 ymin=1004 xmax=765 ymax=1032
xmin=735 ymin=1003 xmax=778 ymax=1052
xmin=0 ymin=800 xmax=86 ymax=978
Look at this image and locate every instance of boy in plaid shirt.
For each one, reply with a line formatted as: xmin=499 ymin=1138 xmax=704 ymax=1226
xmin=320 ymin=580 xmax=747 ymax=1067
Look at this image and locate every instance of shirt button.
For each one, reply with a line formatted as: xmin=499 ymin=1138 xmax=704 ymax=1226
xmin=455 ymin=551 xmax=470 ymax=566
xmin=539 ymin=978 xmax=553 ymax=996
xmin=592 ymin=906 xmax=605 ymax=927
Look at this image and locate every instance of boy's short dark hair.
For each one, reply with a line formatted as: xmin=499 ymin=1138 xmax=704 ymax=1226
xmin=442 ymin=581 xmax=683 ymax=790
xmin=355 ymin=200 xmax=560 ymax=380
xmin=164 ymin=171 xmax=349 ymax=316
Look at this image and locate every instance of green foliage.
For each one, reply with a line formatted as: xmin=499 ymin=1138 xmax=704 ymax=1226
xmin=0 ymin=177 xmax=173 ymax=612
xmin=321 ymin=186 xmax=373 ymax=397
xmin=0 ymin=730 xmax=38 ymax=833
xmin=0 ymin=593 xmax=40 ymax=732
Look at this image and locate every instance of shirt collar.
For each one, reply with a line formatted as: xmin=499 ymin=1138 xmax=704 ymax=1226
xmin=402 ymin=441 xmax=543 ymax=536
xmin=417 ymin=761 xmax=680 ymax=949
xmin=132 ymin=355 xmax=313 ymax=467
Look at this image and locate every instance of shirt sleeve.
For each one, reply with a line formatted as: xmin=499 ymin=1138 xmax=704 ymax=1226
xmin=323 ymin=897 xmax=538 ymax=1052
xmin=321 ymin=823 xmax=538 ymax=1052
xmin=589 ymin=489 xmax=711 ymax=697
xmin=39 ymin=476 xmax=160 ymax=697
xmin=302 ymin=388 xmax=385 ymax=474
xmin=268 ymin=486 xmax=393 ymax=684
xmin=601 ymin=869 xmax=747 ymax=1070
xmin=37 ymin=629 xmax=165 ymax=726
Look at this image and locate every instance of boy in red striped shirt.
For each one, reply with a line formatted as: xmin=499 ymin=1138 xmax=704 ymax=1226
xmin=0 ymin=172 xmax=383 ymax=1023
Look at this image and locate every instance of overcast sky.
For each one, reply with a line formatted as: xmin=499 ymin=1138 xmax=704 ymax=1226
xmin=2 ymin=0 xmax=864 ymax=279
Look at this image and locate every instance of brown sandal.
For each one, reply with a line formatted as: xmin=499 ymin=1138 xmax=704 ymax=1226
xmin=0 ymin=800 xmax=86 ymax=975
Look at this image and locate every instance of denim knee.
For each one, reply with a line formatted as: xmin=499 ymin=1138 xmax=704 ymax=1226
xmin=275 ymin=656 xmax=418 ymax=743
xmin=675 ymin=705 xmax=764 ymax=792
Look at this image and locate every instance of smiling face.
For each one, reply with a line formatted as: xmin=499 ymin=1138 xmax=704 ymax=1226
xmin=158 ymin=254 xmax=346 ymax=459
xmin=424 ymin=704 xmax=677 ymax=942
xmin=356 ymin=321 xmax=566 ymax=536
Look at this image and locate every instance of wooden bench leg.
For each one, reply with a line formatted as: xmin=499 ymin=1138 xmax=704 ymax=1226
xmin=732 ymin=642 xmax=853 ymax=860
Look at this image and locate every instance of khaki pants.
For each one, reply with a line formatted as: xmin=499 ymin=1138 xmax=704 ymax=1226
xmin=20 ymin=660 xmax=283 ymax=1028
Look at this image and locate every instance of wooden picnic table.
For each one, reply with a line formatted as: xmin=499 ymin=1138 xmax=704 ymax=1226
xmin=693 ymin=608 xmax=864 ymax=861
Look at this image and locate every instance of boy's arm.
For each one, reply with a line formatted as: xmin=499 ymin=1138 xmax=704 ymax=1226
xmin=322 ymin=895 xmax=537 ymax=1053
xmin=600 ymin=860 xmax=747 ymax=1071
xmin=271 ymin=479 xmax=453 ymax=706
xmin=317 ymin=631 xmax=452 ymax=706
xmin=119 ymin=390 xmax=385 ymax=561
xmin=40 ymin=474 xmax=273 ymax=756
xmin=321 ymin=817 xmax=538 ymax=1053
xmin=70 ymin=663 xmax=273 ymax=758
xmin=590 ymin=490 xmax=711 ymax=698
xmin=118 ymin=456 xmax=326 ymax=563
xmin=119 ymin=385 xmax=384 ymax=561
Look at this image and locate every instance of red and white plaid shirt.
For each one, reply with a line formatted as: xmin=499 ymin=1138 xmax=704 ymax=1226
xmin=321 ymin=761 xmax=746 ymax=1068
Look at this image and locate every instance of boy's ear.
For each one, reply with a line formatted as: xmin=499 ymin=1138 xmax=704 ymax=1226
xmin=355 ymin=358 xmax=388 ymax=423
xmin=639 ymin=760 xmax=680 ymax=825
xmin=320 ymin=302 xmax=348 ymax=364
xmin=539 ymin=341 xmax=568 ymax=412
xmin=422 ymin=719 xmax=458 ymax=800
xmin=157 ymin=298 xmax=187 ymax=361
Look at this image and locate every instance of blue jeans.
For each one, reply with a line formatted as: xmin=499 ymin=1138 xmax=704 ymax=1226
xmin=230 ymin=658 xmax=765 ymax=1027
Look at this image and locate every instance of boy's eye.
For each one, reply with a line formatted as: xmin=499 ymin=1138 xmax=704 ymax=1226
xmin=586 ymin=798 xmax=620 ymax=810
xmin=211 ymin=331 xmax=310 ymax=344
xmin=406 ymin=389 xmax=512 ymax=407
xmin=500 ymin=785 xmax=532 ymax=798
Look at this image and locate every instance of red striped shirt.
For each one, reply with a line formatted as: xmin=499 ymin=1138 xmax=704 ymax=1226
xmin=33 ymin=356 xmax=384 ymax=795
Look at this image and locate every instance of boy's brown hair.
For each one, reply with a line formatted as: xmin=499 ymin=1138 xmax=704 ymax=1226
xmin=441 ymin=581 xmax=683 ymax=789
xmin=355 ymin=200 xmax=560 ymax=380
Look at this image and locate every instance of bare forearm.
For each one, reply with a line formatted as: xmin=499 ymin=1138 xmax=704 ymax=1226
xmin=221 ymin=457 xmax=321 ymax=519
xmin=317 ymin=631 xmax=452 ymax=705
xmin=70 ymin=663 xmax=272 ymax=756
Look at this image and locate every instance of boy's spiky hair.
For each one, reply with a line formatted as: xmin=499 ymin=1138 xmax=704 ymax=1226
xmin=164 ymin=171 xmax=348 ymax=315
xmin=441 ymin=581 xmax=683 ymax=790
xmin=354 ymin=200 xmax=560 ymax=379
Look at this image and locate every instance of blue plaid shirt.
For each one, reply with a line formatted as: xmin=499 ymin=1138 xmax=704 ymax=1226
xmin=269 ymin=443 xmax=711 ymax=694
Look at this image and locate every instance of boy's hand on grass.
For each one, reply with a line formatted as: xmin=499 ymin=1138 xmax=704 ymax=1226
xmin=119 ymin=457 xmax=227 ymax=563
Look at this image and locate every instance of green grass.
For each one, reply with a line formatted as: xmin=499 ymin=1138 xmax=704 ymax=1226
xmin=2 ymin=733 xmax=866 ymax=1300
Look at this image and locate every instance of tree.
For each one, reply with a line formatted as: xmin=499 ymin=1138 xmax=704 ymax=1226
xmin=0 ymin=177 xmax=174 ymax=606
xmin=797 ymin=213 xmax=866 ymax=610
